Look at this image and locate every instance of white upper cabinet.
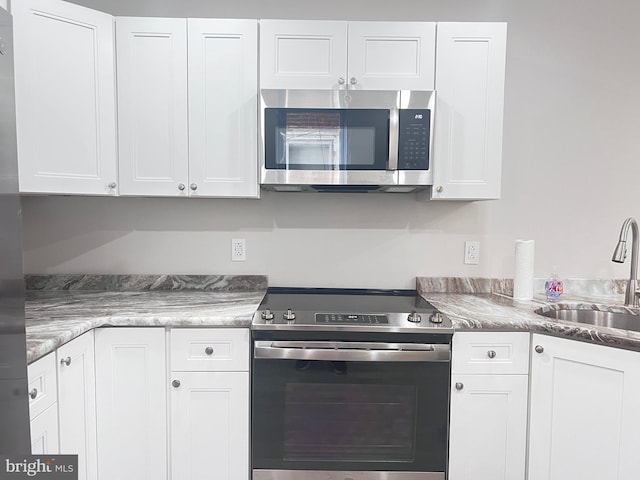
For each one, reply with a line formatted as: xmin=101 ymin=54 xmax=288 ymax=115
xmin=116 ymin=17 xmax=189 ymax=197
xmin=431 ymin=22 xmax=507 ymax=200
xmin=116 ymin=17 xmax=258 ymax=198
xmin=347 ymin=22 xmax=435 ymax=90
xmin=13 ymin=0 xmax=118 ymax=195
xmin=259 ymin=20 xmax=435 ymax=90
xmin=188 ymin=19 xmax=258 ymax=198
xmin=259 ymin=20 xmax=347 ymax=90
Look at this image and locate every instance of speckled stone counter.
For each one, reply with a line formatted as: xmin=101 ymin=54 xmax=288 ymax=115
xmin=417 ymin=276 xmax=640 ymax=352
xmin=25 ymin=275 xmax=267 ymax=363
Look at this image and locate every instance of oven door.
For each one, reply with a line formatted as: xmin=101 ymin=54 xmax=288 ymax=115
xmin=252 ymin=341 xmax=450 ymax=480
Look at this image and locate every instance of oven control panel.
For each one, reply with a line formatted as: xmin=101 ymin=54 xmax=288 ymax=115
xmin=315 ymin=313 xmax=389 ymax=324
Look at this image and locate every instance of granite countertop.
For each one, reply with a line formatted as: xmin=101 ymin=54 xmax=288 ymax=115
xmin=417 ymin=277 xmax=640 ymax=352
xmin=24 ymin=275 xmax=268 ymax=363
xmin=24 ymin=274 xmax=640 ymax=363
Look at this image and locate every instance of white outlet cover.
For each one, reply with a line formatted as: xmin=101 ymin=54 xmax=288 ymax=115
xmin=464 ymin=241 xmax=480 ymax=265
xmin=231 ymin=238 xmax=246 ymax=262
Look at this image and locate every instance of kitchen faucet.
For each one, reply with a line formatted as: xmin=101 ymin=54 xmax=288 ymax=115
xmin=612 ymin=217 xmax=640 ymax=307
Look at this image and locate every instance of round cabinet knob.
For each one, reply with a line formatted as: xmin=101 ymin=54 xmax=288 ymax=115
xmin=108 ymin=182 xmax=117 ymax=189
xmin=60 ymin=356 xmax=71 ymax=366
xmin=178 ymin=183 xmax=186 ymax=191
xmin=436 ymin=185 xmax=444 ymax=193
xmin=337 ymin=77 xmax=346 ymax=85
xmin=205 ymin=347 xmax=214 ymax=356
xmin=487 ymin=350 xmax=497 ymax=359
xmin=407 ymin=311 xmax=422 ymax=323
xmin=190 ymin=183 xmax=198 ymax=191
xmin=350 ymin=77 xmax=358 ymax=85
xmin=535 ymin=345 xmax=544 ymax=354
xmin=172 ymin=380 xmax=181 ymax=388
xmin=455 ymin=382 xmax=464 ymax=391
xmin=29 ymin=388 xmax=38 ymax=400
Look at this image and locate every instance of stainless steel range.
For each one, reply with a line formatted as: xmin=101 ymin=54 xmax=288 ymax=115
xmin=251 ymin=288 xmax=453 ymax=480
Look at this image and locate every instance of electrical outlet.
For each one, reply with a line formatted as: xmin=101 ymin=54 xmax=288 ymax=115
xmin=231 ymin=238 xmax=246 ymax=262
xmin=464 ymin=241 xmax=480 ymax=265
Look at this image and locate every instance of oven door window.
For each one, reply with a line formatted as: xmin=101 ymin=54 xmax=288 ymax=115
xmin=264 ymin=108 xmax=390 ymax=171
xmin=285 ymin=381 xmax=416 ymax=462
xmin=252 ymin=358 xmax=449 ymax=472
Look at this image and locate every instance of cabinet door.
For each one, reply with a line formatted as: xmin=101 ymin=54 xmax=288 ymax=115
xmin=448 ymin=374 xmax=528 ymax=480
xmin=259 ymin=20 xmax=347 ymax=90
xmin=529 ymin=334 xmax=640 ymax=480
xmin=30 ymin=402 xmax=59 ymax=454
xmin=170 ymin=371 xmax=249 ymax=480
xmin=27 ymin=352 xmax=57 ymax=419
xmin=116 ymin=17 xmax=189 ymax=197
xmin=95 ymin=328 xmax=167 ymax=480
xmin=347 ymin=22 xmax=435 ymax=90
xmin=13 ymin=0 xmax=117 ymax=195
xmin=188 ymin=19 xmax=258 ymax=198
xmin=432 ymin=23 xmax=506 ymax=200
xmin=57 ymin=332 xmax=97 ymax=480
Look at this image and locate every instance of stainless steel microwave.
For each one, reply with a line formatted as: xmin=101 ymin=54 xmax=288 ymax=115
xmin=259 ymin=89 xmax=435 ymax=192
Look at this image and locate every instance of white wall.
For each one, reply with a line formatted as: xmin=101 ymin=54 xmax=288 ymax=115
xmin=20 ymin=0 xmax=640 ymax=288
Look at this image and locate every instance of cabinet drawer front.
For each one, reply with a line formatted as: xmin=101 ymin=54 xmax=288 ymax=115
xmin=452 ymin=332 xmax=530 ymax=374
xmin=27 ymin=352 xmax=57 ymax=418
xmin=171 ymin=328 xmax=250 ymax=372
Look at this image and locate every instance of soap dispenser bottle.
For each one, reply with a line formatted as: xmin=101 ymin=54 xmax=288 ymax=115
xmin=545 ymin=268 xmax=564 ymax=302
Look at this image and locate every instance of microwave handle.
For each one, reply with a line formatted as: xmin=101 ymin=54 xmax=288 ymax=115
xmin=254 ymin=341 xmax=450 ymax=363
xmin=388 ymin=107 xmax=399 ymax=171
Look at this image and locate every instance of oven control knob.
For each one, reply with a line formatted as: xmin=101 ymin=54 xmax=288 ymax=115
xmin=429 ymin=312 xmax=444 ymax=324
xmin=283 ymin=308 xmax=296 ymax=323
xmin=261 ymin=309 xmax=274 ymax=322
xmin=407 ymin=311 xmax=422 ymax=323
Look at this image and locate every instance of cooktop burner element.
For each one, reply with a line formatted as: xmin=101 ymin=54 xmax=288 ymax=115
xmin=252 ymin=288 xmax=453 ymax=336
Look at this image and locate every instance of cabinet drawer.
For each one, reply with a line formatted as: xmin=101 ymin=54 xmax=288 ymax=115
xmin=170 ymin=328 xmax=249 ymax=372
xmin=27 ymin=352 xmax=58 ymax=418
xmin=452 ymin=332 xmax=530 ymax=375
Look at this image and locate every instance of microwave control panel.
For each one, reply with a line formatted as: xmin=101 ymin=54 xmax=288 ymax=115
xmin=398 ymin=109 xmax=430 ymax=170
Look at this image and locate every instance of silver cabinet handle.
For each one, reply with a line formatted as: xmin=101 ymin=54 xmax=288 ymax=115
xmin=436 ymin=185 xmax=444 ymax=193
xmin=190 ymin=183 xmax=197 ymax=191
xmin=29 ymin=388 xmax=38 ymax=400
xmin=350 ymin=77 xmax=358 ymax=85
xmin=455 ymin=382 xmax=464 ymax=391
xmin=60 ymin=356 xmax=71 ymax=366
xmin=108 ymin=182 xmax=117 ymax=189
xmin=535 ymin=345 xmax=544 ymax=354
xmin=205 ymin=346 xmax=214 ymax=355
xmin=487 ymin=350 xmax=497 ymax=359
xmin=178 ymin=183 xmax=186 ymax=191
xmin=337 ymin=77 xmax=345 ymax=85
xmin=172 ymin=380 xmax=181 ymax=388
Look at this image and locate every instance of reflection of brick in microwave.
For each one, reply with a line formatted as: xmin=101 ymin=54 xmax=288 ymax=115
xmin=286 ymin=112 xmax=341 ymax=129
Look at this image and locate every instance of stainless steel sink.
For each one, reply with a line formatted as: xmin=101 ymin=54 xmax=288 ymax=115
xmin=535 ymin=307 xmax=640 ymax=333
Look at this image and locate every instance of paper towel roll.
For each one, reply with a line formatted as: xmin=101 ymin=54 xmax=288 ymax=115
xmin=513 ymin=240 xmax=535 ymax=301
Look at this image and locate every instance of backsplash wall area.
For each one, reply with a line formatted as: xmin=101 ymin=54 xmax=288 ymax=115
xmin=20 ymin=0 xmax=640 ymax=288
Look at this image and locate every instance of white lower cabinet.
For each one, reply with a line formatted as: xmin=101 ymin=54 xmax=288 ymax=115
xmin=169 ymin=328 xmax=250 ymax=480
xmin=169 ymin=371 xmax=250 ymax=480
xmin=528 ymin=334 xmax=640 ymax=480
xmin=30 ymin=402 xmax=59 ymax=454
xmin=28 ymin=351 xmax=59 ymax=454
xmin=57 ymin=331 xmax=97 ymax=480
xmin=448 ymin=332 xmax=529 ymax=480
xmin=95 ymin=328 xmax=167 ymax=480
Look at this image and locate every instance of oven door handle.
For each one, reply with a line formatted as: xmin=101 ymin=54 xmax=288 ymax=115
xmin=253 ymin=341 xmax=451 ymax=362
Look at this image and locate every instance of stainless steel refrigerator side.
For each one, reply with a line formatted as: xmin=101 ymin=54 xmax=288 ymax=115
xmin=0 ymin=7 xmax=31 ymax=452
